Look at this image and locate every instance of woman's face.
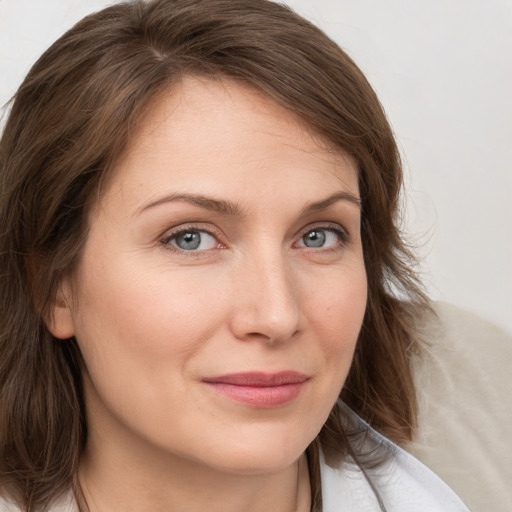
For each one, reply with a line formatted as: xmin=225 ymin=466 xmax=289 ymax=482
xmin=52 ymin=77 xmax=367 ymax=474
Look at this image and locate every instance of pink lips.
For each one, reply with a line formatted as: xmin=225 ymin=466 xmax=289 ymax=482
xmin=202 ymin=371 xmax=308 ymax=408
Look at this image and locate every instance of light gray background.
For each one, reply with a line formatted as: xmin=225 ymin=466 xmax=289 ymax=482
xmin=1 ymin=0 xmax=511 ymax=334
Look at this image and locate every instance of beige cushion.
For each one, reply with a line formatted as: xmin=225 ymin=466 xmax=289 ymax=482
xmin=409 ymin=302 xmax=512 ymax=512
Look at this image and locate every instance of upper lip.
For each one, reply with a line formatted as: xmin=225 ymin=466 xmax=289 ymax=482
xmin=202 ymin=371 xmax=309 ymax=386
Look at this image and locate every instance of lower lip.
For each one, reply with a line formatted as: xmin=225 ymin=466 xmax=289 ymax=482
xmin=204 ymin=382 xmax=306 ymax=408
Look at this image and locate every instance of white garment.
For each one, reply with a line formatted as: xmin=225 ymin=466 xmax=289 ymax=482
xmin=321 ymin=407 xmax=471 ymax=512
xmin=0 ymin=492 xmax=76 ymax=512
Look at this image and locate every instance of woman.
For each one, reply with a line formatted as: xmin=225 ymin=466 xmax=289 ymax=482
xmin=0 ymin=0 xmax=470 ymax=511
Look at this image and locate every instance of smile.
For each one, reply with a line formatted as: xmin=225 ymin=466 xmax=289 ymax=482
xmin=201 ymin=371 xmax=309 ymax=408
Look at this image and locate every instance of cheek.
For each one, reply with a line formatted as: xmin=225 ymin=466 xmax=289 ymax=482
xmin=307 ymin=263 xmax=367 ymax=351
xmin=70 ymin=255 xmax=234 ymax=440
xmin=293 ymin=261 xmax=367 ymax=432
xmin=71 ymin=253 xmax=231 ymax=371
xmin=304 ymin=260 xmax=367 ymax=402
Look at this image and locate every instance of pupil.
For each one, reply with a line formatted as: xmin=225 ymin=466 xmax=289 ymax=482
xmin=304 ymin=230 xmax=325 ymax=248
xmin=177 ymin=231 xmax=201 ymax=250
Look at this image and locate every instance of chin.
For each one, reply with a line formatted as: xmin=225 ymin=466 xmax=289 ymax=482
xmin=183 ymin=423 xmax=318 ymax=475
xmin=203 ymin=446 xmax=305 ymax=476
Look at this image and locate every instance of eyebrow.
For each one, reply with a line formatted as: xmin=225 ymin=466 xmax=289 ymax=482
xmin=299 ymin=191 xmax=361 ymax=216
xmin=136 ymin=193 xmax=247 ymax=217
xmin=136 ymin=190 xmax=361 ymax=218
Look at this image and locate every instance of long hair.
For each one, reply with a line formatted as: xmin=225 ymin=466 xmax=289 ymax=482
xmin=0 ymin=0 xmax=428 ymax=509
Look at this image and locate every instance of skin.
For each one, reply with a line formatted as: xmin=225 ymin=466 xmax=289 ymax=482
xmin=49 ymin=77 xmax=367 ymax=512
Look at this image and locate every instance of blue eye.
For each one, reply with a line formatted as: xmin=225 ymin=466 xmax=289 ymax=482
xmin=298 ymin=228 xmax=344 ymax=249
xmin=166 ymin=229 xmax=218 ymax=251
xmin=302 ymin=230 xmax=326 ymax=248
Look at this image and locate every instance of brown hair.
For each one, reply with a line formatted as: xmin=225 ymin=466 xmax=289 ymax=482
xmin=0 ymin=0 xmax=428 ymax=509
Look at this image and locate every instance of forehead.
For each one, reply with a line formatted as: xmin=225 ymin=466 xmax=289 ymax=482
xmin=100 ymin=76 xmax=359 ymax=212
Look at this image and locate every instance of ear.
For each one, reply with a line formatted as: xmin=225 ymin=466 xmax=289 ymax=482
xmin=46 ymin=280 xmax=76 ymax=340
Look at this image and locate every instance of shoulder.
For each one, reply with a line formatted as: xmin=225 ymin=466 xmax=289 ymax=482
xmin=320 ymin=406 xmax=471 ymax=512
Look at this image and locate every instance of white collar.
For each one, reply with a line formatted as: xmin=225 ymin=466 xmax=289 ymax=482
xmin=319 ymin=407 xmax=470 ymax=512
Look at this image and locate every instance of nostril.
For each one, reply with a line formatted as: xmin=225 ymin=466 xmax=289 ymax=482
xmin=266 ymin=328 xmax=301 ymax=347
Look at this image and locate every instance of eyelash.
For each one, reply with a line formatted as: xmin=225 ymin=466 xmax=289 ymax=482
xmin=159 ymin=222 xmax=350 ymax=255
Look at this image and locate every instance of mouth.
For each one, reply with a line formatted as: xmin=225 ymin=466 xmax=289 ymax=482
xmin=201 ymin=371 xmax=309 ymax=408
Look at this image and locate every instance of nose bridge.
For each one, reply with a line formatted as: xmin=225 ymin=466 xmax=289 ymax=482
xmin=231 ymin=244 xmax=302 ymax=343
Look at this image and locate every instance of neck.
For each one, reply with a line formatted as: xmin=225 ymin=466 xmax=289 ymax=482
xmin=78 ymin=425 xmax=311 ymax=512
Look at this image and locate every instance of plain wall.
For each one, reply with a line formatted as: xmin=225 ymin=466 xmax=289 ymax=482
xmin=1 ymin=0 xmax=511 ymax=334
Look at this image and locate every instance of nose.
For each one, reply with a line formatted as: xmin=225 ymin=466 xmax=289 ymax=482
xmin=229 ymin=251 xmax=302 ymax=345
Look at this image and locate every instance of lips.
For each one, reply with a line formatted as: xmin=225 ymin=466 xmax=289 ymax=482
xmin=202 ymin=371 xmax=308 ymax=407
